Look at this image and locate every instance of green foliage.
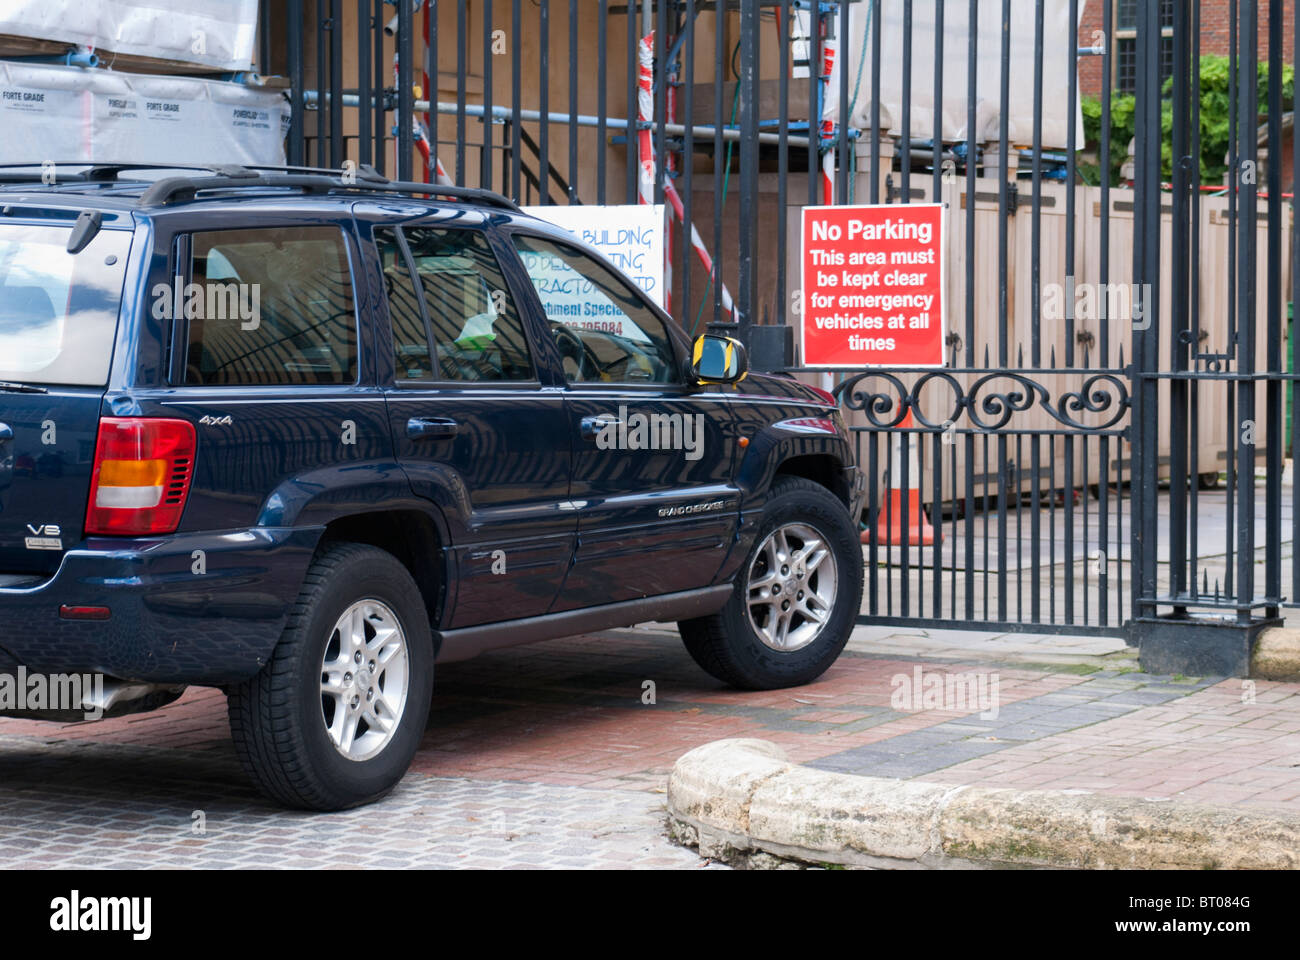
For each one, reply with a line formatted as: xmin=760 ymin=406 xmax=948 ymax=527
xmin=1080 ymin=92 xmax=1136 ymax=187
xmin=1079 ymin=55 xmax=1293 ymax=187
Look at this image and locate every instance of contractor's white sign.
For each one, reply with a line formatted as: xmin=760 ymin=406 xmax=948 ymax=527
xmin=521 ymin=204 xmax=665 ymax=308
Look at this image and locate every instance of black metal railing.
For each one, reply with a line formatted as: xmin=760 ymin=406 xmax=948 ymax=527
xmin=263 ymin=1 xmax=1296 ymax=671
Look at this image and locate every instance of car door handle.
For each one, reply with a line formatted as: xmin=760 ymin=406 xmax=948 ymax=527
xmin=580 ymin=415 xmax=622 ymax=441
xmin=0 ymin=423 xmax=12 ymax=442
xmin=406 ymin=417 xmax=459 ymax=440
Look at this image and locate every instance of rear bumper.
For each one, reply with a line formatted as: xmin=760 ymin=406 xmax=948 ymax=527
xmin=0 ymin=526 xmax=322 ymax=685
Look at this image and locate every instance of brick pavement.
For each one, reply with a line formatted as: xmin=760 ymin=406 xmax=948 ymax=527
xmin=2 ymin=624 xmax=1299 ymax=867
xmin=0 ymin=736 xmax=712 ymax=869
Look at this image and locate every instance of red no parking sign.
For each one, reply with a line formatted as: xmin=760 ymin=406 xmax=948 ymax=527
xmin=800 ymin=203 xmax=946 ymax=368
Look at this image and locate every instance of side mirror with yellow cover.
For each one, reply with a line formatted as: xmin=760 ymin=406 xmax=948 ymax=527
xmin=691 ymin=334 xmax=748 ymax=385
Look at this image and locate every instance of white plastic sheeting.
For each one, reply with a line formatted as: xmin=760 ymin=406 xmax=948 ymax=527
xmin=824 ymin=0 xmax=1086 ymax=150
xmin=0 ymin=61 xmax=288 ymax=165
xmin=1 ymin=0 xmax=259 ymax=71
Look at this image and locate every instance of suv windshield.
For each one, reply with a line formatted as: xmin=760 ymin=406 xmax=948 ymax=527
xmin=0 ymin=222 xmax=130 ymax=386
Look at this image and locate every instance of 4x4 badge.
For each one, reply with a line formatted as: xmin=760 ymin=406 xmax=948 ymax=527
xmin=199 ymin=415 xmax=234 ymax=426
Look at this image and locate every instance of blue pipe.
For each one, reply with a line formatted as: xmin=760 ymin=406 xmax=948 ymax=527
xmin=6 ymin=48 xmax=99 ymax=68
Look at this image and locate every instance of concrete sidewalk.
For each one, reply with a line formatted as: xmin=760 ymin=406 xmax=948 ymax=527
xmin=0 ymin=622 xmax=1297 ymax=867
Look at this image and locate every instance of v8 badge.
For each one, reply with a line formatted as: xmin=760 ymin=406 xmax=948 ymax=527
xmin=24 ymin=523 xmax=63 ymax=551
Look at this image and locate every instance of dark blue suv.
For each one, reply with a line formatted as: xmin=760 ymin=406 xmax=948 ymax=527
xmin=0 ymin=163 xmax=865 ymax=809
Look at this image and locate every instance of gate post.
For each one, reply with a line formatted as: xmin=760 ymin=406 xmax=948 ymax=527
xmin=1133 ymin=0 xmax=1283 ymax=677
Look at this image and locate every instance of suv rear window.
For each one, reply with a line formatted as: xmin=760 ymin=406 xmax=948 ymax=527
xmin=0 ymin=223 xmax=130 ymax=387
xmin=182 ymin=226 xmax=357 ymax=386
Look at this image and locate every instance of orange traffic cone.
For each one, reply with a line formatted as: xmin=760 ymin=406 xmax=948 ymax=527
xmin=865 ymin=410 xmax=938 ymax=546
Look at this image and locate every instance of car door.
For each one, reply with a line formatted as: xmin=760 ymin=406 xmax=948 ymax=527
xmin=365 ymin=212 xmax=574 ymax=628
xmin=506 ymin=229 xmax=738 ymax=609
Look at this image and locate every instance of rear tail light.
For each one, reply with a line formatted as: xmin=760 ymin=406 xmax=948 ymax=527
xmin=85 ymin=417 xmax=196 ymax=536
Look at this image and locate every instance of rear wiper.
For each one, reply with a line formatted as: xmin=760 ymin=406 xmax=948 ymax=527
xmin=0 ymin=380 xmax=47 ymax=394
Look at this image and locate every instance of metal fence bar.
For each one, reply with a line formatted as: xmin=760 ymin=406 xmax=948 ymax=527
xmin=378 ymin=0 xmax=390 ymax=173
xmin=1133 ymin=0 xmax=1161 ymax=623
xmin=713 ymin=0 xmax=725 ymax=324
xmin=568 ymin=0 xmax=578 ymax=202
xmin=776 ymin=0 xmax=790 ymax=330
xmin=1234 ymin=0 xmax=1258 ymax=622
xmin=1187 ymin=0 xmax=1201 ymax=600
xmin=837 ymin=0 xmax=851 ymax=202
xmin=329 ymin=0 xmax=343 ymax=167
xmin=810 ymin=2 xmax=821 ymax=207
xmin=1064 ymin=0 xmax=1077 ymax=368
xmin=455 ymin=0 xmax=467 ymax=183
xmin=512 ymin=0 xmax=522 ymax=200
xmin=869 ymin=0 xmax=880 ymax=204
xmin=626 ymin=0 xmax=638 ymax=204
xmin=482 ymin=0 xmax=495 ymax=190
xmin=899 ymin=0 xmax=911 ymax=202
xmin=1225 ymin=0 xmax=1238 ymax=599
xmin=597 ymin=0 xmax=608 ymax=204
xmin=397 ymin=0 xmax=413 ymax=180
xmin=539 ymin=0 xmax=549 ymax=203
xmin=356 ymin=0 xmax=370 ymax=169
xmin=996 ymin=0 xmax=1010 ymax=367
xmin=683 ymin=0 xmax=695 ymax=325
xmin=654 ymin=0 xmax=667 ymax=207
xmin=288 ymin=0 xmax=305 ymax=165
xmin=1264 ymin=0 xmax=1283 ymax=614
xmin=995 ymin=0 xmax=1011 ymax=621
xmin=1168 ymin=0 xmax=1190 ymax=610
xmin=1030 ymin=0 xmax=1043 ymax=370
xmin=962 ymin=0 xmax=977 ymax=620
xmin=737 ymin=0 xmax=758 ymax=331
xmin=1294 ymin=0 xmax=1300 ymax=609
xmin=316 ymin=0 xmax=327 ymax=165
xmin=931 ymin=0 xmax=943 ymax=205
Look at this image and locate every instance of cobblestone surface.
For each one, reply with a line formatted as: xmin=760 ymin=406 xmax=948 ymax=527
xmin=2 ymin=624 xmax=1298 ymax=867
xmin=0 ymin=738 xmax=715 ymax=869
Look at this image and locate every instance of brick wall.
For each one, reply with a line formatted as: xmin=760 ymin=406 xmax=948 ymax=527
xmin=1077 ymin=0 xmax=1295 ymax=99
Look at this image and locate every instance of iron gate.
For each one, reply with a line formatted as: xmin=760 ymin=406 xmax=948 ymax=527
xmin=262 ymin=1 xmax=1296 ymax=673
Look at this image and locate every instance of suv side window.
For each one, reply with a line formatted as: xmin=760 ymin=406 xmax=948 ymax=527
xmin=511 ymin=234 xmax=680 ymax=385
xmin=400 ymin=227 xmax=534 ymax=382
xmin=182 ymin=226 xmax=357 ymax=386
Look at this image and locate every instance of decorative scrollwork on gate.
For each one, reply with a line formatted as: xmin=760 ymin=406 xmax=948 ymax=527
xmin=834 ymin=369 xmax=1131 ymax=433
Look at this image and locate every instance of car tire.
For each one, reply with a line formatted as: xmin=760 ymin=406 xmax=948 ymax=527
xmin=678 ymin=475 xmax=863 ymax=689
xmin=227 ymin=541 xmax=434 ymax=810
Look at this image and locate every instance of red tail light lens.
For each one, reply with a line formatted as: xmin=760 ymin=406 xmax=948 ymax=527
xmin=85 ymin=417 xmax=196 ymax=536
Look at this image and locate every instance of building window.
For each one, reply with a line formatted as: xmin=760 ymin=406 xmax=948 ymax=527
xmin=1114 ymin=0 xmax=1175 ymax=95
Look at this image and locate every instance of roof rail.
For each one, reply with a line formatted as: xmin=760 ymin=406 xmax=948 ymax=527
xmin=0 ymin=161 xmax=523 ymax=212
xmin=0 ymin=161 xmax=255 ymax=184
